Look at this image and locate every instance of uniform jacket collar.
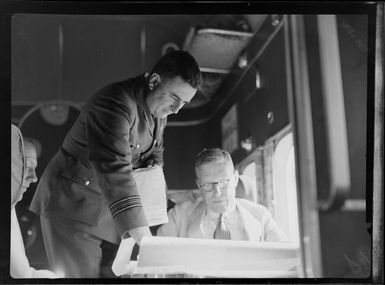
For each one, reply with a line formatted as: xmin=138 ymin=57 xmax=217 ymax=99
xmin=129 ymin=73 xmax=159 ymax=138
xmin=131 ymin=73 xmax=151 ymax=114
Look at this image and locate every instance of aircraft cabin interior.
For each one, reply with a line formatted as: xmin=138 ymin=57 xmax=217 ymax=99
xmin=2 ymin=3 xmax=383 ymax=282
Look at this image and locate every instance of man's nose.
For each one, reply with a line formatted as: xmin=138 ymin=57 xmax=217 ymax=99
xmin=173 ymin=102 xmax=185 ymax=114
xmin=31 ymin=171 xmax=38 ymax=183
xmin=213 ymin=184 xmax=222 ymax=196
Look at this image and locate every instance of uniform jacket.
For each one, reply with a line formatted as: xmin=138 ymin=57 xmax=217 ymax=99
xmin=30 ymin=74 xmax=167 ymax=243
xmin=157 ymin=197 xmax=288 ymax=242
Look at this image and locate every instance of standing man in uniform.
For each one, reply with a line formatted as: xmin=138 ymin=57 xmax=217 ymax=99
xmin=30 ymin=51 xmax=202 ymax=278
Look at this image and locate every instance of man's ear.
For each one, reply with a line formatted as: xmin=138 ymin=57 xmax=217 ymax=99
xmin=233 ymin=170 xmax=239 ymax=186
xmin=149 ymin=73 xmax=161 ymax=90
xmin=195 ymin=179 xmax=201 ymax=189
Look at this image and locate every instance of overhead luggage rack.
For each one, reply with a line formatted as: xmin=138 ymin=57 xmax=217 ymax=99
xmin=182 ymin=27 xmax=254 ymax=107
xmin=183 ymin=28 xmax=254 ymax=73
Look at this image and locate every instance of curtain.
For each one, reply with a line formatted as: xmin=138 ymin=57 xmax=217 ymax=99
xmin=263 ymin=141 xmax=275 ymax=216
xmin=255 ymin=147 xmax=265 ymax=206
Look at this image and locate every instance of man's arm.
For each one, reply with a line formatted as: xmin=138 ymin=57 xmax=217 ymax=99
xmin=263 ymin=208 xmax=289 ymax=242
xmin=86 ymin=84 xmax=150 ymax=243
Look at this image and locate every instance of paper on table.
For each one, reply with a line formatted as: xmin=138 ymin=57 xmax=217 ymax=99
xmin=132 ymin=165 xmax=168 ymax=226
xmin=138 ymin=236 xmax=226 ymax=271
xmin=136 ymin=236 xmax=300 ymax=274
xmin=132 ymin=267 xmax=299 ymax=278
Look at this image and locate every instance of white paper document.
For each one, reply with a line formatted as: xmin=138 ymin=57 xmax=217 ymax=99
xmin=133 ymin=165 xmax=168 ymax=226
xmin=114 ymin=236 xmax=301 ymax=278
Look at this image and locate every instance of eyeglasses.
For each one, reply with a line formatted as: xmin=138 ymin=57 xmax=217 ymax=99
xmin=197 ymin=178 xmax=231 ymax=192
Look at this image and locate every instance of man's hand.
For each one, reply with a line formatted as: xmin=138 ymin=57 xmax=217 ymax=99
xmin=112 ymin=237 xmax=138 ymax=277
xmin=146 ymin=159 xmax=156 ymax=167
xmin=144 ymin=154 xmax=162 ymax=168
xmin=126 ymin=226 xmax=152 ymax=246
xmin=112 ymin=226 xmax=152 ymax=277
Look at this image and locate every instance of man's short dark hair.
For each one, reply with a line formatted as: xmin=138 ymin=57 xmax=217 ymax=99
xmin=195 ymin=148 xmax=234 ymax=170
xmin=150 ymin=50 xmax=202 ymax=89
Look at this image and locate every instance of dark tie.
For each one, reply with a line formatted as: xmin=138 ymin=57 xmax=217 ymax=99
xmin=213 ymin=214 xmax=231 ymax=240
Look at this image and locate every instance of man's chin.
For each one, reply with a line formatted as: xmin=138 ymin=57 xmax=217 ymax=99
xmin=16 ymin=194 xmax=25 ymax=203
xmin=210 ymin=202 xmax=227 ymax=213
xmin=154 ymin=112 xmax=169 ymax=119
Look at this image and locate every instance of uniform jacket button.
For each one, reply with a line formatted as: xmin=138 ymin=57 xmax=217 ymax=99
xmin=136 ymin=144 xmax=140 ymax=148
xmin=84 ymin=179 xmax=90 ymax=186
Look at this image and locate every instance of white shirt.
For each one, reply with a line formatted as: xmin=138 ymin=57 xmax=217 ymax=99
xmin=157 ymin=197 xmax=288 ymax=242
xmin=10 ymin=208 xmax=61 ymax=278
xmin=201 ymin=203 xmax=248 ymax=240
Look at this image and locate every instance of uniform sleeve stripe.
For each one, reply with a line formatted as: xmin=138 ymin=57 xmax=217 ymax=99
xmin=109 ymin=198 xmax=141 ymax=211
xmin=109 ymin=196 xmax=141 ymax=210
xmin=110 ymin=199 xmax=140 ymax=212
xmin=109 ymin=196 xmax=142 ymax=217
xmin=111 ymin=204 xmax=142 ymax=218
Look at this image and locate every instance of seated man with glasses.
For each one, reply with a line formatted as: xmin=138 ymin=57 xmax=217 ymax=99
xmin=157 ymin=148 xmax=288 ymax=241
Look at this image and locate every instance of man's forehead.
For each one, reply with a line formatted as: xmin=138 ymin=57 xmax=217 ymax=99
xmin=197 ymin=161 xmax=233 ymax=178
xmin=25 ymin=155 xmax=37 ymax=166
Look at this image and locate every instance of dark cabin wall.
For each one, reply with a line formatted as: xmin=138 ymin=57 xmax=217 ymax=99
xmin=163 ymin=123 xmax=212 ymax=189
xmin=337 ymin=15 xmax=368 ymax=201
xmin=12 ymin=15 xmax=137 ymax=103
xmin=304 ymin=15 xmax=370 ymax=277
xmin=12 ymin=15 xmax=62 ymax=103
xmin=12 ymin=14 xmax=193 ymax=104
xmin=209 ymin=16 xmax=290 ymax=166
xmin=305 ymin=15 xmax=368 ymax=202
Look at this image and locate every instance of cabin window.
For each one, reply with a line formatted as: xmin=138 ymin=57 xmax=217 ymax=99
xmin=236 ymin=160 xmax=259 ymax=204
xmin=241 ymin=162 xmax=257 ymax=199
xmin=271 ymin=132 xmax=300 ymax=243
xmin=236 ymin=126 xmax=300 ymax=243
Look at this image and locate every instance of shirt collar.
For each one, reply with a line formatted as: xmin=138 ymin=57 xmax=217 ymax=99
xmin=204 ymin=200 xmax=238 ymax=225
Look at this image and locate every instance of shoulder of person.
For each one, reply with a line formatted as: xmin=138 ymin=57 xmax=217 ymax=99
xmin=88 ymin=78 xmax=138 ymax=113
xmin=172 ymin=195 xmax=204 ymax=215
xmin=236 ymin=198 xmax=270 ymax=218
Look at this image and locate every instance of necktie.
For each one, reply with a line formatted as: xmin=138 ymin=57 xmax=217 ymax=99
xmin=213 ymin=214 xmax=231 ymax=240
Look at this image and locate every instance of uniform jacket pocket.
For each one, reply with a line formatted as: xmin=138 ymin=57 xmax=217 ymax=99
xmin=45 ymin=158 xmax=104 ymax=227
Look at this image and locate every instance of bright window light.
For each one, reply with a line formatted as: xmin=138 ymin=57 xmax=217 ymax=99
xmin=272 ymin=132 xmax=300 ymax=243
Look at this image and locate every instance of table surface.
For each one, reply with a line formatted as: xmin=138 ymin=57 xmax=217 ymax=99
xmin=125 ymin=265 xmax=299 ymax=278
